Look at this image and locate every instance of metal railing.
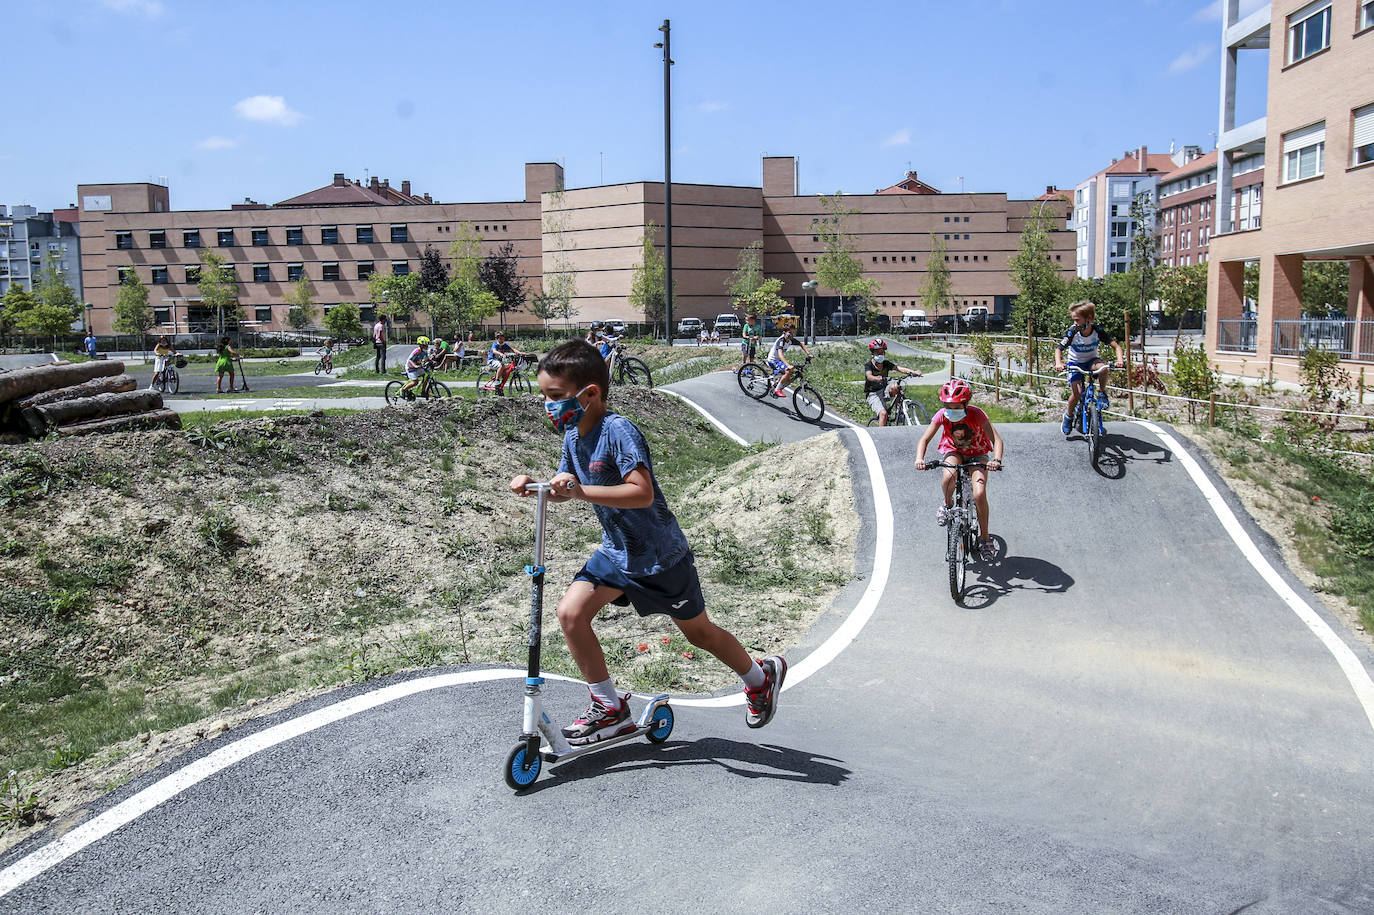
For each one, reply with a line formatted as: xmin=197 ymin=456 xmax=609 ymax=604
xmin=1272 ymin=319 xmax=1374 ymax=362
xmin=1217 ymin=319 xmax=1258 ymax=352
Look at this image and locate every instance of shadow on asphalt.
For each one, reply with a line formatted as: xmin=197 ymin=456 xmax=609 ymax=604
xmin=958 ymin=538 xmax=1076 ymax=609
xmin=749 ymin=395 xmax=850 ymax=433
xmin=523 ymin=738 xmax=852 ymax=793
xmin=1058 ymin=432 xmax=1173 ymax=480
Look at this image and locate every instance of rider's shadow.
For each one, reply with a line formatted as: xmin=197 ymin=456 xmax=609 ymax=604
xmin=520 ymin=738 xmax=851 ymax=793
xmin=1065 ymin=431 xmax=1173 ymax=480
xmin=959 ymin=539 xmax=1075 ymax=609
xmin=752 ymin=394 xmax=849 ymax=432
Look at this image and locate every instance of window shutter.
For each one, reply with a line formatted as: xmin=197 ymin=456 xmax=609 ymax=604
xmin=1353 ymin=106 xmax=1374 ymax=151
xmin=1283 ymin=122 xmax=1325 ymax=154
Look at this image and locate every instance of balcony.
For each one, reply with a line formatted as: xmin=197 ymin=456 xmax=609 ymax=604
xmin=1217 ymin=318 xmax=1258 ymax=352
xmin=1220 ymin=118 xmax=1266 ymax=155
xmin=1272 ymin=319 xmax=1374 ymax=362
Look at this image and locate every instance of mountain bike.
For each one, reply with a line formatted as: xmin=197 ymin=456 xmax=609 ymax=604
xmin=1061 ymin=365 xmax=1121 ymax=470
xmin=385 ymin=369 xmax=452 ymax=405
xmin=737 ymin=357 xmax=825 ymax=423
xmin=479 ymin=355 xmax=535 ymax=396
xmin=608 ymin=343 xmax=653 ymax=388
xmin=865 ymin=376 xmax=930 ymax=427
xmin=920 ymin=457 xmax=998 ymax=604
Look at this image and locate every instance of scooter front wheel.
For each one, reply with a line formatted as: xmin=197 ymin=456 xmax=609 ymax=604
xmin=504 ymin=743 xmax=541 ymax=790
xmin=646 ymin=704 xmax=674 ymax=744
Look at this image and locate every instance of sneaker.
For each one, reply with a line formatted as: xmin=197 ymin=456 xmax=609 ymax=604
xmin=745 ymin=656 xmax=787 ymax=728
xmin=562 ymin=692 xmax=633 ymax=745
xmin=1097 ymin=393 xmax=1110 ymax=409
xmin=403 ymin=391 xmax=416 ymax=401
xmin=772 ymin=389 xmax=786 ymax=398
xmin=1060 ymin=413 xmax=1072 ymax=435
xmin=978 ymin=537 xmax=997 ymax=562
xmin=936 ymin=505 xmax=951 ymax=526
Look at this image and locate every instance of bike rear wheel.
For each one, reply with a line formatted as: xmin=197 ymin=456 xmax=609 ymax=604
xmin=737 ymin=362 xmax=771 ymax=399
xmin=477 ymin=371 xmax=499 ymax=395
xmin=619 ymin=356 xmax=653 ymax=388
xmin=793 ymin=383 xmax=825 ymax=423
xmin=1087 ymin=400 xmax=1102 ymax=469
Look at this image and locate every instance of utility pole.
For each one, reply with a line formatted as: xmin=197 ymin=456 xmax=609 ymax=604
xmin=656 ymin=20 xmax=674 ymax=341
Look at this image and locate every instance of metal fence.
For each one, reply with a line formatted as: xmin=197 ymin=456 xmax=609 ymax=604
xmin=1216 ymin=319 xmax=1258 ymax=353
xmin=1272 ymin=319 xmax=1374 ymax=362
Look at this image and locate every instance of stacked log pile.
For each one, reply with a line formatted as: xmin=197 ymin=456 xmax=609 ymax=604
xmin=0 ymin=361 xmax=181 ymax=441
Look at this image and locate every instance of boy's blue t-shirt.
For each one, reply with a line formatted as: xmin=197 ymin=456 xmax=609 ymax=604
xmin=558 ymin=411 xmax=689 ymax=577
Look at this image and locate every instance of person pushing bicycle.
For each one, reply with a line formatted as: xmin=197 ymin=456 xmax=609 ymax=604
xmin=864 ymin=338 xmax=922 ymax=426
xmin=1054 ymin=301 xmax=1124 ymax=436
xmin=766 ymin=326 xmax=810 ymax=399
xmin=915 ymin=379 xmax=1004 ymax=562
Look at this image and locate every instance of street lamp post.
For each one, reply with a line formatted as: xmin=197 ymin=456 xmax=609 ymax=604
xmin=801 ymin=280 xmax=817 ymax=344
xmin=654 ymin=21 xmax=674 ymax=341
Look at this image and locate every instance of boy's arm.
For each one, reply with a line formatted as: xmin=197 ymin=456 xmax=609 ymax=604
xmin=562 ymin=464 xmax=654 ymax=509
xmin=1111 ymin=340 xmax=1124 ymax=365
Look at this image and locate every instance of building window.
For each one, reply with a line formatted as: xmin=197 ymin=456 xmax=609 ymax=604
xmin=1364 ymin=0 xmax=1374 ymax=29
xmin=1110 ymin=221 xmax=1129 ymax=238
xmin=943 ymin=216 xmax=950 ymax=222
xmin=149 ymin=230 xmax=166 ymax=249
xmin=357 ymin=225 xmax=374 ymax=244
xmin=218 ymin=264 xmax=235 ymax=281
xmin=322 ymin=262 xmax=340 ymax=281
xmin=1282 ymin=122 xmax=1326 ymax=182
xmin=286 ymin=227 xmax=304 ymax=246
xmin=1288 ymin=1 xmax=1331 ymax=63
xmin=253 ymin=264 xmax=270 ymax=282
xmin=186 ymin=265 xmax=202 ymax=283
xmin=116 ymin=232 xmax=133 ymax=250
xmin=287 ymin=263 xmax=304 ymax=281
xmin=183 ymin=230 xmax=200 ymax=248
xmin=217 ymin=229 xmax=235 ymax=247
xmin=252 ymin=229 xmax=269 ymax=246
xmin=390 ymin=224 xmax=408 ymax=243
xmin=117 ymin=266 xmax=134 ymax=283
xmin=151 ymin=266 xmax=168 ymax=285
xmin=254 ymin=306 xmax=273 ymax=323
xmin=1112 ymin=183 xmax=1129 ymax=198
xmin=1353 ymin=104 xmax=1374 ymax=166
xmin=391 ymin=260 xmax=409 ymax=276
xmin=153 ymin=306 xmax=171 ymax=325
xmin=357 ymin=261 xmax=374 ymax=279
xmin=321 ymin=226 xmax=339 ymax=245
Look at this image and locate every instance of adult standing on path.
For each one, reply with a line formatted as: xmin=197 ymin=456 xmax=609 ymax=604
xmin=372 ymin=315 xmax=388 ymax=374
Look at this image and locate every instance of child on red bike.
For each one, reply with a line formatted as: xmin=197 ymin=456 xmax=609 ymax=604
xmin=914 ymin=378 xmax=1004 ymax=562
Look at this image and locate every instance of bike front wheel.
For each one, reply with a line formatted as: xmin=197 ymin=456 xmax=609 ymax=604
xmin=947 ymin=516 xmax=967 ymax=602
xmin=384 ymin=380 xmax=405 ymax=406
xmin=314 ymin=361 xmax=324 ymax=376
xmin=619 ymin=356 xmax=653 ymax=388
xmin=166 ymin=368 xmax=179 ymax=395
xmin=793 ymin=383 xmax=825 ymax=423
xmin=904 ymin=398 xmax=929 ymax=425
xmin=738 ymin=363 xmax=771 ymax=399
xmin=424 ymin=380 xmax=452 ymax=400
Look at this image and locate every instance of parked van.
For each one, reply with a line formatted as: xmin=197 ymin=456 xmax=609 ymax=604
xmin=899 ymin=309 xmax=929 ymax=330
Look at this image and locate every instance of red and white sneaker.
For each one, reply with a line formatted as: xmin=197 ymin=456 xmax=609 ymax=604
xmin=562 ymin=691 xmax=633 ymax=745
xmin=745 ymin=656 xmax=787 ymax=729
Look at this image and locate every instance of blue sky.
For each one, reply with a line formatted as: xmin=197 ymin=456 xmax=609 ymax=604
xmin=2 ymin=0 xmax=1269 ymax=212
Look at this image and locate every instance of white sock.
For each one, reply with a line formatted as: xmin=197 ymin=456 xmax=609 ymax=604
xmin=741 ymin=661 xmax=766 ymax=690
xmin=588 ymin=677 xmax=619 ymax=708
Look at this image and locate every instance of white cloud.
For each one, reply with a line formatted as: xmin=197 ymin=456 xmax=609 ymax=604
xmin=881 ymin=128 xmax=912 ymax=148
xmin=1168 ymin=43 xmax=1214 ymax=73
xmin=696 ymin=101 xmax=729 ymax=113
xmin=98 ymin=0 xmax=165 ymax=16
xmin=195 ymin=136 xmax=237 ymax=151
xmin=232 ymin=95 xmax=303 ymax=127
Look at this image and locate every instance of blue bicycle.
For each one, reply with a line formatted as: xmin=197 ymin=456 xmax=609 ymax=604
xmin=1061 ymin=364 xmax=1122 ymax=470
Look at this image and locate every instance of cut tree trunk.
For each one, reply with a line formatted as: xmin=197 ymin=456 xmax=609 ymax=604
xmin=18 ymin=374 xmax=138 ymax=411
xmin=0 ymin=361 xmax=125 ymax=405
xmin=56 ymin=408 xmax=181 ymax=437
xmin=29 ymin=390 xmax=164 ymax=432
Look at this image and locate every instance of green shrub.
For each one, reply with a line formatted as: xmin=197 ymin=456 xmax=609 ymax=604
xmin=1332 ymin=491 xmax=1374 ymax=559
xmin=1171 ymin=341 xmax=1219 ymax=419
xmin=971 ymin=334 xmax=996 ymax=367
xmin=1299 ymin=347 xmax=1351 ymax=405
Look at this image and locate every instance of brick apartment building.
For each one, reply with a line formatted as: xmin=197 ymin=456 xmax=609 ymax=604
xmin=76 ymin=157 xmax=1071 ymax=335
xmin=1207 ymin=0 xmax=1374 ymax=382
xmin=1071 ymin=146 xmax=1175 ymax=278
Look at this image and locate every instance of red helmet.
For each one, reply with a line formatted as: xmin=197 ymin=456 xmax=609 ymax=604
xmin=939 ymin=379 xmax=973 ymax=404
xmin=868 ymin=338 xmax=888 ymax=353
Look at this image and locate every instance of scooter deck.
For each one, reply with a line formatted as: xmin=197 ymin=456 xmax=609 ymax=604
xmin=541 ymin=723 xmax=655 ymax=763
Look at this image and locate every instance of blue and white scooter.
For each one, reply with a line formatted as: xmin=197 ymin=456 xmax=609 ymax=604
xmin=504 ymin=482 xmax=675 ymax=791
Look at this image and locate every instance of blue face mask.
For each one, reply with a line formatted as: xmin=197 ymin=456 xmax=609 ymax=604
xmin=544 ymin=385 xmax=592 ymax=432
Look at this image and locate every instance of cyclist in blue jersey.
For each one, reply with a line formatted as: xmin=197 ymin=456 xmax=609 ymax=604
xmin=1054 ymin=301 xmax=1124 ymax=436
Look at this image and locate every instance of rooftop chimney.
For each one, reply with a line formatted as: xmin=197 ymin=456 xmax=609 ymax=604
xmin=402 ymin=180 xmax=411 ymax=196
xmin=332 ymin=173 xmax=346 ymax=187
xmin=1046 ymin=185 xmax=1056 ymax=194
xmin=370 ymin=177 xmax=380 ymax=192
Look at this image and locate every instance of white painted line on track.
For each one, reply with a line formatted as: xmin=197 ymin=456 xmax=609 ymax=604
xmin=0 ymin=388 xmax=895 ymax=897
xmin=1135 ymin=420 xmax=1374 ymax=735
xmin=656 ymin=387 xmax=749 ymax=446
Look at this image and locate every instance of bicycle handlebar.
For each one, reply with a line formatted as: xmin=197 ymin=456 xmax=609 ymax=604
xmin=919 ymin=458 xmax=1003 ymax=471
xmin=1059 ymin=365 xmax=1124 ymax=378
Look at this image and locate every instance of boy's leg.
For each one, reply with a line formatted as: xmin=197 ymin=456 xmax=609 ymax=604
xmin=674 ymin=611 xmax=785 ymax=729
xmin=555 ymin=580 xmax=619 ymax=686
xmin=673 ymin=611 xmax=753 ymax=677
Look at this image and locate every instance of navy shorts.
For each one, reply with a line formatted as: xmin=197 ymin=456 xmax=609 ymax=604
xmin=574 ymin=551 xmax=705 ymax=621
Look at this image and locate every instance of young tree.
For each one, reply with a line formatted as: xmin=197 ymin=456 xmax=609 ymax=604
xmin=726 ymin=240 xmax=766 ymax=303
xmin=322 ymin=302 xmax=364 ymax=341
xmin=1127 ymin=190 xmax=1160 ymax=349
xmin=736 ymin=276 xmax=790 ymax=316
xmin=479 ymin=240 xmax=527 ymax=328
xmin=1 ymin=286 xmax=38 ymax=336
xmin=443 ymin=222 xmax=500 ymax=329
xmin=418 ymin=245 xmax=450 ymax=296
xmin=33 ymin=252 xmax=81 ymax=328
xmin=1009 ymin=209 xmax=1066 ymax=338
xmin=813 ymin=193 xmax=878 ymax=318
xmin=628 ymin=221 xmax=675 ymax=323
xmin=542 ymin=183 xmax=580 ymax=329
xmin=112 ymin=269 xmax=154 ymax=353
xmin=1302 ymin=261 xmax=1349 ymax=317
xmin=197 ymin=249 xmax=241 ymax=336
xmin=922 ymin=233 xmax=954 ymax=324
xmin=284 ymin=276 xmax=318 ymax=330
xmin=1156 ymin=262 xmax=1208 ymax=349
xmin=368 ymin=273 xmax=422 ymax=327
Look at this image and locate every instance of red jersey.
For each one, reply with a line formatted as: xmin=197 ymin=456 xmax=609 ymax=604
xmin=935 ymin=405 xmax=993 ymax=456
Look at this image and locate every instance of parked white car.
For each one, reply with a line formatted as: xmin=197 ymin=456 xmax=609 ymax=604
xmin=714 ymin=313 xmax=742 ymax=336
xmin=677 ymin=317 xmax=704 ymax=337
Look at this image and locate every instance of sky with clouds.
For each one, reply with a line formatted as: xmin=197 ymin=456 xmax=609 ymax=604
xmin=1 ymin=0 xmax=1271 ymax=211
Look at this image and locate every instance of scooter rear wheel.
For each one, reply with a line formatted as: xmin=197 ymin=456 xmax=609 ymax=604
xmin=504 ymin=743 xmax=541 ymax=790
xmin=646 ymin=704 xmax=674 ymax=744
